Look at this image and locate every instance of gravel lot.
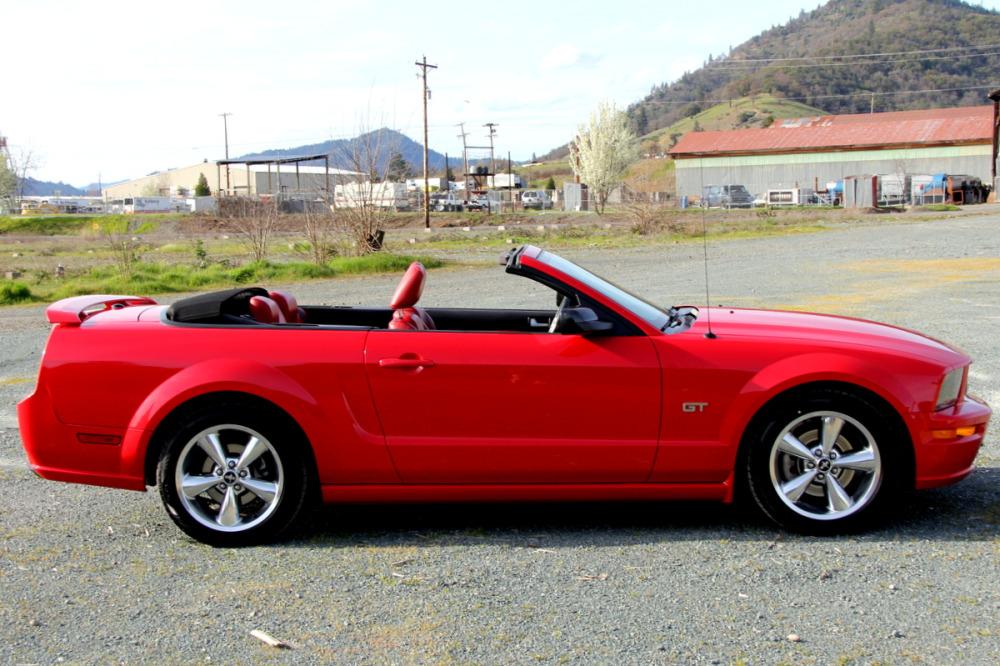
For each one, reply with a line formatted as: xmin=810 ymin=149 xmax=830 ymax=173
xmin=1 ymin=211 xmax=998 ymax=664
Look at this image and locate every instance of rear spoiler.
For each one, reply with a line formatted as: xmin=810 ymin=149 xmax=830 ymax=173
xmin=46 ymin=295 xmax=158 ymax=326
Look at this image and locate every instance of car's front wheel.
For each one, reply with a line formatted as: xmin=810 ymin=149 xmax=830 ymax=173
xmin=157 ymin=404 xmax=311 ymax=546
xmin=745 ymin=389 xmax=904 ymax=533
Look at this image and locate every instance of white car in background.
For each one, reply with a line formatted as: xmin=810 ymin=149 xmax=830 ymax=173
xmin=521 ymin=190 xmax=553 ymax=210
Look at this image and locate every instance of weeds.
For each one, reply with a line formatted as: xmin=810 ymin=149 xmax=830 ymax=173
xmin=0 ymin=282 xmax=35 ymax=304
xmin=0 ymin=216 xmax=93 ymax=236
xmin=42 ymin=254 xmax=445 ymax=301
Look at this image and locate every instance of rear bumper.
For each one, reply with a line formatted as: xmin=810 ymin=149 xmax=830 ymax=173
xmin=17 ymin=387 xmax=146 ymax=491
xmin=913 ymin=396 xmax=991 ymax=490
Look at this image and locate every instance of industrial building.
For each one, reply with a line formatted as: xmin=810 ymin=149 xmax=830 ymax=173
xmin=670 ymin=102 xmax=1000 ymax=202
xmin=103 ymin=158 xmax=360 ymax=200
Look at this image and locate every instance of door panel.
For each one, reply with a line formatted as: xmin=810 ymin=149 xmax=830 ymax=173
xmin=364 ymin=331 xmax=661 ymax=483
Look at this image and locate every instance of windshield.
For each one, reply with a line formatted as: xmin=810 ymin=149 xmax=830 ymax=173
xmin=535 ymin=250 xmax=670 ymax=330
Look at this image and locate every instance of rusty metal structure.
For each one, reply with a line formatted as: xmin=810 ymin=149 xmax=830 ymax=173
xmin=215 ymin=154 xmax=333 ymax=202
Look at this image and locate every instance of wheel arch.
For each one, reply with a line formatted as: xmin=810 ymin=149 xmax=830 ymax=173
xmin=141 ymin=390 xmax=320 ymax=491
xmin=733 ymin=379 xmax=916 ymax=494
xmin=116 ymin=358 xmax=329 ymax=487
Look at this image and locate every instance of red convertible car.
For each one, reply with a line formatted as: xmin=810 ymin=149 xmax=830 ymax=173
xmin=18 ymin=245 xmax=990 ymax=545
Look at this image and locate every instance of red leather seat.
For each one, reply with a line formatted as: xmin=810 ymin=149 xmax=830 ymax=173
xmin=269 ymin=290 xmax=306 ymax=323
xmin=248 ymin=296 xmax=286 ymax=324
xmin=389 ymin=262 xmax=435 ymax=331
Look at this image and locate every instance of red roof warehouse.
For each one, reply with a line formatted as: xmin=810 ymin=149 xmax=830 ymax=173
xmin=669 ymin=102 xmax=999 ymax=203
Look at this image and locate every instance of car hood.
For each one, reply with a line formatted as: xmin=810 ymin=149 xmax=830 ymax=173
xmin=699 ymin=307 xmax=965 ymax=365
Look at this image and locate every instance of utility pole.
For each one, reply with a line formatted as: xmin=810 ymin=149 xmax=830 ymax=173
xmin=456 ymin=122 xmax=470 ymax=201
xmin=870 ymin=92 xmax=875 ymax=114
xmin=415 ymin=55 xmax=437 ymax=230
xmin=484 ymin=122 xmax=498 ymax=178
xmin=507 ymin=150 xmax=512 ymax=213
xmin=219 ymin=112 xmax=232 ymax=194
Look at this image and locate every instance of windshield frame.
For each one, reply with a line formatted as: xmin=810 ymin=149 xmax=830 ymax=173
xmin=532 ymin=249 xmax=670 ymax=331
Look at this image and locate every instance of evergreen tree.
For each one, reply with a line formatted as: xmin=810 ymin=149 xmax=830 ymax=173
xmin=194 ymin=173 xmax=211 ymax=197
xmin=385 ymin=152 xmax=412 ymax=182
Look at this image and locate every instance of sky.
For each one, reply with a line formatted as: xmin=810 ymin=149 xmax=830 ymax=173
xmin=6 ymin=0 xmax=1000 ymax=186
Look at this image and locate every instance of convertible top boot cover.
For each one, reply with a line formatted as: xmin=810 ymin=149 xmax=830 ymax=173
xmin=166 ymin=287 xmax=268 ymax=322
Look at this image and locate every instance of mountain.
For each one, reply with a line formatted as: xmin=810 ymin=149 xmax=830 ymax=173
xmin=237 ymin=128 xmax=459 ymax=175
xmin=21 ymin=178 xmax=86 ymax=197
xmin=627 ymin=0 xmax=1000 ymax=138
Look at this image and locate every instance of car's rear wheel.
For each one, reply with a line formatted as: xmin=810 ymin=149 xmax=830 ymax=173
xmin=745 ymin=389 xmax=903 ymax=533
xmin=157 ymin=405 xmax=311 ymax=546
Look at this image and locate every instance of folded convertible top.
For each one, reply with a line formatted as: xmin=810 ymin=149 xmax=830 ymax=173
xmin=166 ymin=287 xmax=267 ymax=322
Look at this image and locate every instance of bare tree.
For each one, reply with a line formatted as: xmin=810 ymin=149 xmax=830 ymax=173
xmin=570 ymin=101 xmax=638 ymax=214
xmin=97 ymin=216 xmax=153 ymax=279
xmin=225 ymin=197 xmax=277 ymax=263
xmin=1 ymin=148 xmax=37 ymax=212
xmin=0 ymin=161 xmax=16 ymax=213
xmin=302 ymin=204 xmax=337 ymax=265
xmin=332 ymin=125 xmax=400 ymax=254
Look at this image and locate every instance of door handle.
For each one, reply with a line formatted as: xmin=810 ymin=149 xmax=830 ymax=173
xmin=378 ymin=357 xmax=436 ymax=369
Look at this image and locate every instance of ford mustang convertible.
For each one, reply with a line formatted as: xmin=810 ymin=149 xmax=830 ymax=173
xmin=18 ymin=245 xmax=990 ymax=545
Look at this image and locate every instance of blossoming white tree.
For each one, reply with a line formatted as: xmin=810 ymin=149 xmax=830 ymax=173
xmin=570 ymin=101 xmax=638 ymax=214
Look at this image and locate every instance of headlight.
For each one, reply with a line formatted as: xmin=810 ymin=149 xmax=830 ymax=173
xmin=935 ymin=367 xmax=966 ymax=410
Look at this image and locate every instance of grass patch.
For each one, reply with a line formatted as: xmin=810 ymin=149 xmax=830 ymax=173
xmin=0 ymin=214 xmax=165 ymax=236
xmin=914 ymin=203 xmax=961 ymax=212
xmin=0 ymin=215 xmax=94 ymax=235
xmin=420 ymin=218 xmax=831 ymax=252
xmin=42 ymin=254 xmax=444 ymax=300
xmin=0 ymin=282 xmax=36 ymax=304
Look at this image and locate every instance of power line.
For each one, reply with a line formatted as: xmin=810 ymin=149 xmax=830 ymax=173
xmin=716 ymin=42 xmax=1000 ymax=64
xmin=636 ymin=84 xmax=1000 ymax=106
xmin=705 ymin=50 xmax=1000 ymax=70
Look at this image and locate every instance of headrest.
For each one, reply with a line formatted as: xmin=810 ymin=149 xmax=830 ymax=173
xmin=268 ymin=290 xmax=301 ymax=323
xmin=389 ymin=262 xmax=426 ymax=309
xmin=248 ymin=296 xmax=286 ymax=324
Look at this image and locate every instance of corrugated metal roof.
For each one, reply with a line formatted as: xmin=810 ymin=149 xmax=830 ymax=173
xmin=670 ymin=105 xmax=993 ymax=157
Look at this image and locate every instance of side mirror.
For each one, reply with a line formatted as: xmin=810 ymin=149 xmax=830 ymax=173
xmin=563 ymin=307 xmax=613 ymax=334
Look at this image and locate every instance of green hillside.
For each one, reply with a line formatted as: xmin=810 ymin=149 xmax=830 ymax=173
xmin=628 ymin=0 xmax=1000 ymax=137
xmin=641 ymin=95 xmax=826 ymax=153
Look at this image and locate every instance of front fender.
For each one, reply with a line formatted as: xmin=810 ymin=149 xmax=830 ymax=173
xmin=119 ymin=358 xmax=329 ymax=483
xmin=719 ymin=351 xmax=920 ymax=460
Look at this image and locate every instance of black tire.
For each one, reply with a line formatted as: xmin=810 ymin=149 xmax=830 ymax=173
xmin=156 ymin=402 xmax=312 ymax=546
xmin=744 ymin=388 xmax=905 ymax=534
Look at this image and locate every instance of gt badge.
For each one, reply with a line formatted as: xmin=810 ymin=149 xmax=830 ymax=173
xmin=682 ymin=402 xmax=708 ymax=413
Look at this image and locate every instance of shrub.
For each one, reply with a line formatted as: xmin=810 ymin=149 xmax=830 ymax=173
xmin=0 ymin=282 xmax=34 ymax=304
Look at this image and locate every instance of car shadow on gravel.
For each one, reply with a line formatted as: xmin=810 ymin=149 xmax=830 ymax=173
xmin=286 ymin=467 xmax=1000 ymax=548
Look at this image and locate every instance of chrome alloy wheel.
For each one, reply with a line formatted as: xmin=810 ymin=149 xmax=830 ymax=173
xmin=769 ymin=410 xmax=882 ymax=521
xmin=175 ymin=424 xmax=284 ymax=532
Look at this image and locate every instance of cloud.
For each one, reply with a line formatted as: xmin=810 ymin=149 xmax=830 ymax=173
xmin=540 ymin=44 xmax=601 ymax=71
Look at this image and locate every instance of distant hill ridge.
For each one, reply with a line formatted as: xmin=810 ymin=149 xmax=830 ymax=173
xmin=628 ymin=0 xmax=1000 ymax=138
xmin=237 ymin=128 xmax=458 ymax=174
xmin=539 ymin=0 xmax=1000 ymax=161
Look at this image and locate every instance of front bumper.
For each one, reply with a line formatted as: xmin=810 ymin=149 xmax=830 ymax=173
xmin=913 ymin=395 xmax=991 ymax=489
